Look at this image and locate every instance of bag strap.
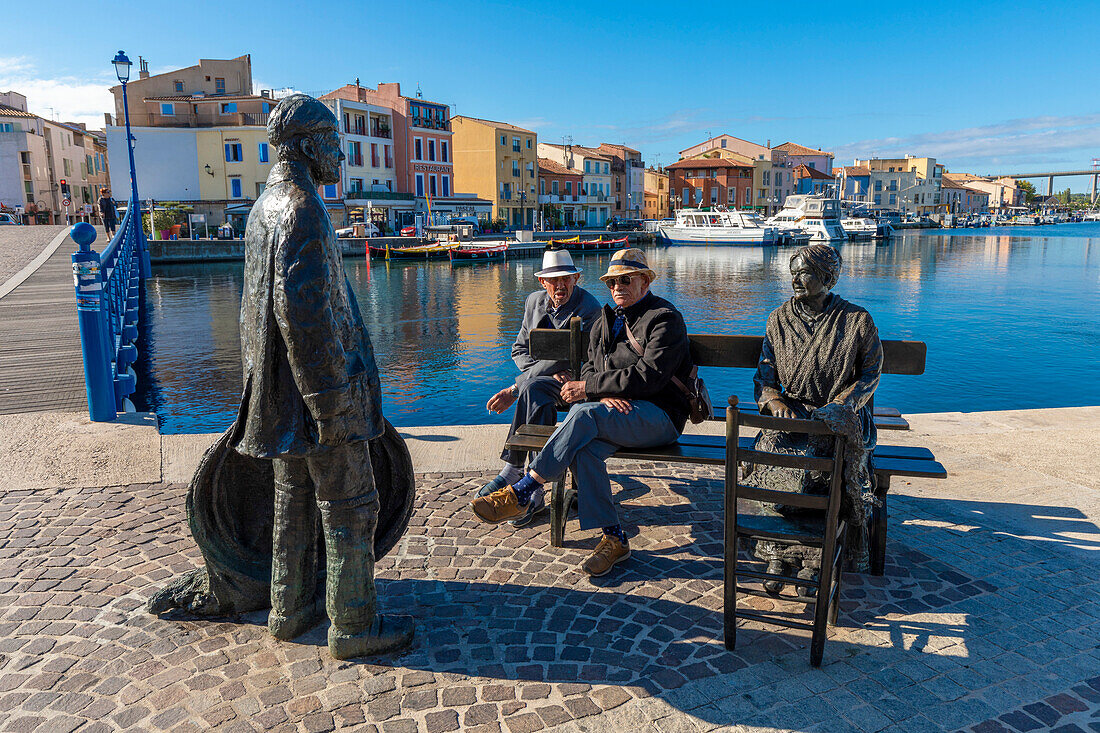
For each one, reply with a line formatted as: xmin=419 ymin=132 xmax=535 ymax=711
xmin=622 ymin=320 xmax=698 ymax=398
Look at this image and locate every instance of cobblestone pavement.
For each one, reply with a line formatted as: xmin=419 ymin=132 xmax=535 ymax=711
xmin=0 ymin=225 xmax=69 ymax=286
xmin=0 ymin=463 xmax=1097 ymax=732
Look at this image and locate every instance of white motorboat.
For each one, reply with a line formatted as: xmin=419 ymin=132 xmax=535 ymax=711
xmin=658 ymin=207 xmax=779 ymax=245
xmin=1083 ymin=211 xmax=1100 ymax=221
xmin=767 ymin=194 xmax=847 ymax=242
xmin=840 ymin=217 xmax=877 ymax=240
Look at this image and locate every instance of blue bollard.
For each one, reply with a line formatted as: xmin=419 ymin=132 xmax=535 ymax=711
xmin=70 ymin=224 xmax=117 ymax=421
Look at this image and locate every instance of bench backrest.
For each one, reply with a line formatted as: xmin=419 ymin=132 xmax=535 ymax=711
xmin=529 ymin=318 xmax=926 ymax=375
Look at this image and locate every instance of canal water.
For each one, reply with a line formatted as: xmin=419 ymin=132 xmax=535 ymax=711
xmin=136 ymin=224 xmax=1100 ymax=434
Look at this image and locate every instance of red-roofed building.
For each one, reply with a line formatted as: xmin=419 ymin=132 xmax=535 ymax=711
xmin=794 ymin=164 xmax=835 ymax=195
xmin=772 ymin=141 xmax=834 ymax=176
xmin=665 ymin=157 xmax=754 ymax=210
xmin=537 ymin=157 xmax=584 ymax=227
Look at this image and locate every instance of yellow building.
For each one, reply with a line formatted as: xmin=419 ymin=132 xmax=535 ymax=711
xmin=196 ymin=127 xmax=275 ymax=202
xmin=451 ymin=116 xmax=537 ymax=227
xmin=643 ymin=167 xmax=668 ymax=219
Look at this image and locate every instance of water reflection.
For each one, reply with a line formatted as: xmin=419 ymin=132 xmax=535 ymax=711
xmin=136 ymin=225 xmax=1100 ymax=433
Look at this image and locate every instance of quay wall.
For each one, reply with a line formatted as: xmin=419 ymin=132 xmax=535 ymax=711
xmin=147 ymin=231 xmax=658 ymax=264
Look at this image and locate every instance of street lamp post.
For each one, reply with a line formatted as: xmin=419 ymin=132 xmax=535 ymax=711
xmin=112 ymin=50 xmax=149 ymax=275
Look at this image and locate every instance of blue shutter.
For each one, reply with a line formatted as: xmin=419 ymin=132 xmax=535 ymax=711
xmin=225 ymin=144 xmax=232 ymax=162
xmin=231 ymin=179 xmax=242 ymax=197
xmin=235 ymin=144 xmax=243 ymax=161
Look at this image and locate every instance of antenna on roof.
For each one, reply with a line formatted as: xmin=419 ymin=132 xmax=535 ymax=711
xmin=416 ymin=83 xmax=423 ymax=99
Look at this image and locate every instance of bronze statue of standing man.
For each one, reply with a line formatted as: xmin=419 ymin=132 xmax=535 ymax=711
xmin=233 ymin=94 xmax=413 ymax=659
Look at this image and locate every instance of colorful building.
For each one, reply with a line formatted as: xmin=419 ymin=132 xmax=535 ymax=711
xmin=772 ymin=141 xmax=834 ymax=175
xmin=665 ymin=157 xmax=753 ymax=211
xmin=793 ymin=164 xmax=835 ymax=195
xmin=643 ymin=167 xmax=669 ymax=219
xmin=0 ymin=92 xmax=111 ymax=224
xmin=852 ymin=155 xmax=944 ymax=214
xmin=537 ymin=157 xmax=584 ymax=227
xmin=321 ymin=83 xmax=489 ymax=228
xmin=595 ymin=143 xmax=644 ymax=219
xmin=941 ymin=175 xmax=990 ymax=214
xmin=451 ymin=116 xmax=538 ymax=227
xmin=678 ymin=134 xmax=790 ymax=215
xmin=537 ymin=143 xmax=613 ymax=226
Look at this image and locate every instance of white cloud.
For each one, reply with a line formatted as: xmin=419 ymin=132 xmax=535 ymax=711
xmin=0 ymin=55 xmax=114 ymax=129
xmin=833 ymin=114 xmax=1100 ymax=173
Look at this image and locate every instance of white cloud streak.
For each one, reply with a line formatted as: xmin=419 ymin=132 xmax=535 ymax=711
xmin=833 ymin=114 xmax=1100 ymax=172
xmin=0 ymin=55 xmax=114 ymax=129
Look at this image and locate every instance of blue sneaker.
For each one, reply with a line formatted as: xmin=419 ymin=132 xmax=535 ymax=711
xmin=477 ymin=474 xmax=510 ymax=497
xmin=510 ymin=489 xmax=547 ymax=528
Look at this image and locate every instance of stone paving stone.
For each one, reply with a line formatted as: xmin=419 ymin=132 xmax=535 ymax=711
xmin=0 ymin=469 xmax=1098 ymax=731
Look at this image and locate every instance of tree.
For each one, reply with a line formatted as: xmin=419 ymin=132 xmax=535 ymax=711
xmin=1017 ymin=180 xmax=1037 ymax=204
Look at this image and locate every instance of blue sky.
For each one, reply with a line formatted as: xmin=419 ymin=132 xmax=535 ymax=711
xmin=5 ymin=0 xmax=1100 ymax=190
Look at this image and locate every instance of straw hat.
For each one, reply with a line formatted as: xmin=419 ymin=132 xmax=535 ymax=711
xmin=535 ymin=248 xmax=582 ymax=278
xmin=599 ymin=248 xmax=657 ymax=283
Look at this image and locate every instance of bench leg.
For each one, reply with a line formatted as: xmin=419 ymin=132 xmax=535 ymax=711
xmin=870 ymin=475 xmax=890 ymax=576
xmin=549 ymin=471 xmax=575 ymax=548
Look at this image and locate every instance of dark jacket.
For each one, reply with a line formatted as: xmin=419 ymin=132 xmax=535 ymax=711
xmin=511 ymin=286 xmax=601 ymax=389
xmin=98 ymin=196 xmax=117 ymax=225
xmin=232 ymin=159 xmax=385 ymax=458
xmin=581 ymin=291 xmax=693 ymax=432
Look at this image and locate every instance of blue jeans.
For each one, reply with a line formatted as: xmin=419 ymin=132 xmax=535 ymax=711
xmin=529 ymin=401 xmax=680 ymax=530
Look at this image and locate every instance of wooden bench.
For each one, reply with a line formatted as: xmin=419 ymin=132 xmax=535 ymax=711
xmin=502 ymin=318 xmax=947 ymax=575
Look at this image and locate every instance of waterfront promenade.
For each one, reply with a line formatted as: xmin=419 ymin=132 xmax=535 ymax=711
xmin=1 ymin=406 xmax=1098 ymax=732
xmin=0 ymin=225 xmax=94 ymax=416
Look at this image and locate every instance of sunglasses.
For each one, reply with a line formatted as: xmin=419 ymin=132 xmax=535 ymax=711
xmin=604 ymin=274 xmax=636 ymax=289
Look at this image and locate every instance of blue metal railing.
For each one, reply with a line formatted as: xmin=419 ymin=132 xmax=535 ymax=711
xmin=71 ymin=199 xmax=150 ymax=421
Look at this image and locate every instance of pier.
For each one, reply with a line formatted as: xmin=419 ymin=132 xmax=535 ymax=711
xmin=0 ymin=226 xmax=88 ymax=415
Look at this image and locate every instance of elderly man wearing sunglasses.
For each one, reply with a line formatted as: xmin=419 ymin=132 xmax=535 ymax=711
xmin=471 ymin=248 xmax=695 ymax=576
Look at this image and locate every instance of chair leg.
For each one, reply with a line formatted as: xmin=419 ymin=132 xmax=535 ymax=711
xmin=870 ymin=476 xmax=890 ymax=576
xmin=811 ymin=549 xmax=836 ymax=667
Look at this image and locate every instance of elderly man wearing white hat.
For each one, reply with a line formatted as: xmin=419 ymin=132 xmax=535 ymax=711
xmin=472 ymin=248 xmax=695 ymax=576
xmin=480 ymin=248 xmax=601 ymax=527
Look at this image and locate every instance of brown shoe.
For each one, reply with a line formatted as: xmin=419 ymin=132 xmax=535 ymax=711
xmin=582 ymin=534 xmax=631 ymax=577
xmin=470 ymin=486 xmax=524 ymax=524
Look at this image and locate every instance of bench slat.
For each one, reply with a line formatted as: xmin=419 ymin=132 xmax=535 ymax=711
xmin=506 ymin=428 xmax=945 ymax=479
xmin=515 ymin=425 xmax=934 ymax=461
xmin=529 ymin=329 xmax=927 ymax=375
xmin=737 ymin=486 xmax=829 ymax=510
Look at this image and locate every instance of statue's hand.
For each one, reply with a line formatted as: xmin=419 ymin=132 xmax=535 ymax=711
xmin=766 ymin=398 xmax=797 ymax=420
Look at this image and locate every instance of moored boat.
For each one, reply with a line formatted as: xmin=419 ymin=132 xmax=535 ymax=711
xmin=549 ymin=236 xmax=629 ymax=251
xmin=448 ymin=243 xmax=509 ymax=262
xmin=368 ymin=241 xmax=461 ymax=260
xmin=657 ymin=207 xmax=779 ymax=246
xmin=766 ymin=194 xmax=846 ymax=242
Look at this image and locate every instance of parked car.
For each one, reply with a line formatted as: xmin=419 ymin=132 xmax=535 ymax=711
xmin=400 ymin=225 xmax=417 ymax=237
xmin=335 ymin=222 xmax=380 ymax=238
xmin=0 ymin=213 xmax=20 ymax=225
xmin=447 ymin=216 xmax=481 ymax=235
xmin=606 ymin=217 xmax=644 ymax=232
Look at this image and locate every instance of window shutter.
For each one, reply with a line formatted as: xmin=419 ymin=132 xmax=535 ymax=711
xmin=225 ymin=144 xmax=232 ymax=161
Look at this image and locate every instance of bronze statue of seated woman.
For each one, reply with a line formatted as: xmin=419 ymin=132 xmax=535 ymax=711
xmin=747 ymin=243 xmax=884 ymax=594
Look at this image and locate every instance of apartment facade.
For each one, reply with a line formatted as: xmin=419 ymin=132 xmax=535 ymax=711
xmin=321 ymin=96 xmax=407 ymax=229
xmin=678 ymin=134 xmax=790 ymax=214
xmin=109 ymin=55 xmax=254 ymax=127
xmin=0 ymin=92 xmax=111 ymax=223
xmin=665 ymin=158 xmax=753 ymax=210
xmin=947 ymin=173 xmax=1023 ymax=212
xmin=537 ymin=143 xmax=613 ymax=226
xmin=941 ymin=175 xmax=990 ymax=214
xmin=321 ymin=83 xmax=484 ymax=227
xmin=537 ymin=157 xmax=584 ymax=227
xmin=853 ymin=155 xmax=944 ymax=214
xmin=451 ymin=116 xmax=537 ymax=227
xmin=643 ymin=167 xmax=669 ymax=219
xmin=793 ymin=164 xmax=834 ymax=195
xmin=772 ymin=141 xmax=834 ymax=176
xmin=596 ymin=143 xmax=644 ymax=219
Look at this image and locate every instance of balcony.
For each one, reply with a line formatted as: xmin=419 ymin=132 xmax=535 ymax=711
xmin=370 ymin=127 xmax=392 ymax=139
xmin=538 ymin=194 xmax=586 ymax=205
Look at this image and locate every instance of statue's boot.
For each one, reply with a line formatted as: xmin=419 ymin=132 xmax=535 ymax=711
xmin=762 ymin=560 xmax=788 ymax=596
xmin=319 ymin=493 xmax=415 ymax=660
xmin=795 ymin=567 xmax=818 ymax=600
xmin=269 ymin=482 xmax=324 ymax=640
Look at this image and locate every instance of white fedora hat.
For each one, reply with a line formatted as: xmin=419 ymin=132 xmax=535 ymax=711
xmin=535 ymin=248 xmax=582 ymax=278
